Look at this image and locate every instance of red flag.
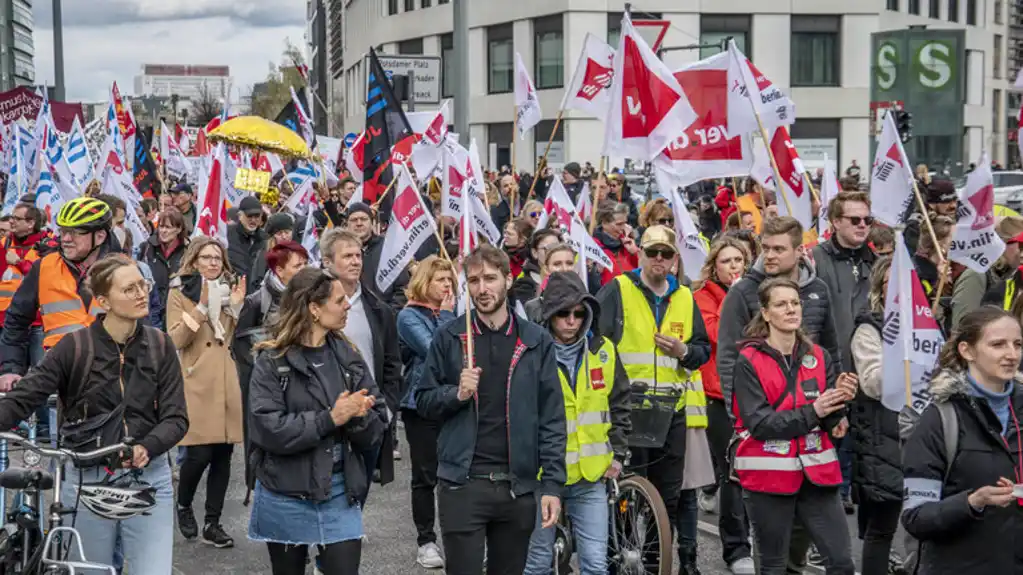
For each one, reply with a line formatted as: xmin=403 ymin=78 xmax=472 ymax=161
xmin=195 ymin=146 xmax=228 ymax=242
xmin=193 ymin=129 xmax=210 ymax=157
xmin=111 ymin=82 xmax=136 ymax=140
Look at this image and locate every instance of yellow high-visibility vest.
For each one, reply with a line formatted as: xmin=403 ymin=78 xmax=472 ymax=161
xmin=615 ymin=276 xmax=708 ymax=427
xmin=559 ymin=336 xmax=617 ymax=485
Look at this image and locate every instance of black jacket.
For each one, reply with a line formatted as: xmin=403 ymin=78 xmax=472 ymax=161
xmin=414 ymin=310 xmax=567 ymax=498
xmin=137 ymin=234 xmax=186 ymax=330
xmin=227 ymin=223 xmax=267 ymax=291
xmin=849 ymin=313 xmax=902 ymax=504
xmin=901 ymin=369 xmax=1023 ymax=574
xmin=361 ymin=234 xmax=409 ymax=313
xmin=510 ymin=260 xmax=542 ymax=306
xmin=233 ymin=275 xmax=285 ymax=396
xmin=541 ymin=272 xmax=632 ymax=461
xmin=732 ymin=338 xmax=845 ymax=442
xmin=594 ymin=270 xmax=712 ymax=372
xmin=248 ymin=334 xmax=389 ymax=503
xmin=0 ymin=240 xmax=118 ymax=376
xmin=811 ymin=237 xmax=875 ymax=373
xmin=0 ymin=320 xmax=188 ymax=459
xmin=716 ymin=257 xmax=842 ymax=417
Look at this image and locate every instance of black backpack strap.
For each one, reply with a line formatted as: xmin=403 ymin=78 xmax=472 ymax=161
xmin=62 ymin=328 xmax=95 ymax=431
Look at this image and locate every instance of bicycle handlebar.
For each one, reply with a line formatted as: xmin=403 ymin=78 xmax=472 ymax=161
xmin=0 ymin=432 xmax=131 ymax=465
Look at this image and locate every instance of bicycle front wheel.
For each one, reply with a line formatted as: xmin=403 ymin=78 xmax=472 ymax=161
xmin=608 ymin=475 xmax=672 ymax=575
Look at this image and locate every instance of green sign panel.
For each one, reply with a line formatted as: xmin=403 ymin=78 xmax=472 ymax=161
xmin=871 ymin=29 xmax=965 ymax=175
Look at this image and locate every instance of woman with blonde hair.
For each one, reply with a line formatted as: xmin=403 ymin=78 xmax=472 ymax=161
xmin=692 ymin=237 xmax=755 ymax=572
xmin=248 ymin=267 xmax=388 ymax=574
xmin=639 ymin=198 xmax=675 ymax=238
xmin=952 ymin=215 xmax=1023 ymax=329
xmin=396 ymin=255 xmax=457 ymax=568
xmin=521 ymin=199 xmax=545 ymax=229
xmin=167 ymin=236 xmax=246 ymax=548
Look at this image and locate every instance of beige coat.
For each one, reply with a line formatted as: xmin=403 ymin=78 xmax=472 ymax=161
xmin=167 ymin=288 xmax=244 ymax=446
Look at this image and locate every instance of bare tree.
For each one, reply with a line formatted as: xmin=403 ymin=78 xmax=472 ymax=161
xmin=249 ymin=39 xmax=309 ymax=120
xmin=190 ymin=82 xmax=223 ymax=125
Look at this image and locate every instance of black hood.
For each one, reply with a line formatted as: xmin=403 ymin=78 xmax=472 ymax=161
xmin=541 ymin=271 xmax=603 ymax=350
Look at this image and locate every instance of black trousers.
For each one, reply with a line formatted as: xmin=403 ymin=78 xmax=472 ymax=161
xmin=856 ymin=498 xmax=902 ymax=575
xmin=629 ymin=408 xmax=695 ymax=563
xmin=266 ymin=540 xmax=361 ymax=575
xmin=403 ymin=408 xmax=440 ymax=546
xmin=437 ymin=478 xmax=536 ymax=575
xmin=744 ymin=484 xmax=855 ymax=575
xmin=177 ymin=443 xmax=234 ymax=525
xmin=705 ymin=399 xmax=752 ymax=564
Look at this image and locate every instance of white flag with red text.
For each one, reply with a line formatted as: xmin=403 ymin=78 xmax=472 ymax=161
xmin=561 ymin=33 xmax=616 ymax=119
xmin=603 ymin=14 xmax=697 ymax=161
xmin=949 ymin=153 xmax=1004 ymax=273
xmin=870 ymin=110 xmax=916 ymax=226
xmin=575 ymin=182 xmax=593 ymax=223
xmin=656 ymin=52 xmax=752 ymax=188
xmin=193 ymin=143 xmax=230 ymax=245
xmin=881 ymin=230 xmax=943 ymax=412
xmin=767 ymin=127 xmax=812 ymax=229
xmin=376 ymin=165 xmax=437 ymax=293
xmin=669 ymin=187 xmax=708 ymax=282
xmin=514 ymin=52 xmax=543 ymax=139
xmin=726 ymin=40 xmax=796 ymax=136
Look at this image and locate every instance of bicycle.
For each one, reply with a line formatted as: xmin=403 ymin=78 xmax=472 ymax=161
xmin=0 ymin=431 xmax=130 ymax=574
xmin=551 ymin=390 xmax=674 ymax=575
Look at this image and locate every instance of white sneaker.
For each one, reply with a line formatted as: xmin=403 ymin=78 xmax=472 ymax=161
xmin=698 ymin=491 xmax=718 ymax=514
xmin=729 ymin=557 xmax=755 ymax=575
xmin=394 ymin=448 xmax=402 ymax=461
xmin=417 ymin=542 xmax=445 ymax=569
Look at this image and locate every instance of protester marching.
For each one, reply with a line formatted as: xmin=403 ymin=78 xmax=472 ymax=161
xmin=0 ymin=8 xmax=1020 ymax=575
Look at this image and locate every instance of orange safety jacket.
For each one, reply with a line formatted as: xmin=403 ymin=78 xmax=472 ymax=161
xmin=38 ymin=253 xmax=102 ymax=348
xmin=731 ymin=344 xmax=842 ymax=495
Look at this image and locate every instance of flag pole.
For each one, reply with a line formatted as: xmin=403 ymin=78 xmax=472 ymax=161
xmin=911 ymin=178 xmax=945 ymax=267
xmin=803 ymin=173 xmax=821 ymax=205
xmin=930 ymin=254 xmax=951 ymax=317
xmin=591 ymin=157 xmax=605 ymax=234
xmin=370 ymin=175 xmax=401 ymax=211
xmin=526 ymin=109 xmax=563 ymax=201
xmin=511 ymin=105 xmax=518 ymax=215
xmin=904 ymin=358 xmax=912 ymax=412
xmin=752 ymin=113 xmax=795 ymax=217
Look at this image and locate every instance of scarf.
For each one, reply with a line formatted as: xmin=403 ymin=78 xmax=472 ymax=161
xmin=966 ymin=373 xmax=1015 ymax=437
xmin=204 ymin=277 xmax=233 ymax=342
xmin=554 ymin=337 xmax=587 ymax=389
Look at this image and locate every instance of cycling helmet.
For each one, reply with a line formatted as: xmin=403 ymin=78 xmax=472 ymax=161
xmin=76 ymin=471 xmax=157 ymax=521
xmin=56 ymin=197 xmax=112 ymax=231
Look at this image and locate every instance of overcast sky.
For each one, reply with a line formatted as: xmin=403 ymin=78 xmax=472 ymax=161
xmin=33 ymin=0 xmax=307 ymax=103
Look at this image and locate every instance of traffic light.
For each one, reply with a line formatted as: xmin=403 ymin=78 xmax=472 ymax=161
xmin=894 ymin=109 xmax=913 ymax=144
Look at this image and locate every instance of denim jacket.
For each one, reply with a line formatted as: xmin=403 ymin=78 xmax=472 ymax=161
xmin=396 ymin=305 xmax=455 ymax=410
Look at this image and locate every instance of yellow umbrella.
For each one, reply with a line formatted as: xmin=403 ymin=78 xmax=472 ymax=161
xmin=207 ymin=116 xmax=312 ymax=159
xmin=995 ymin=204 xmax=1021 ymax=219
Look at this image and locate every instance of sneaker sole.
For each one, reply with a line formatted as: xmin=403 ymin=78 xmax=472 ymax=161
xmin=201 ymin=537 xmax=234 ymax=549
xmin=416 ymin=560 xmax=445 ymax=569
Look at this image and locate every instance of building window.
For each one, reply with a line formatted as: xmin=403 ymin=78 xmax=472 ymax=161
xmin=948 ymin=0 xmax=959 ymax=21
xmin=700 ymin=15 xmax=751 ymax=59
xmin=930 ymin=0 xmax=941 ymax=17
xmin=488 ymin=122 xmax=514 ymax=169
xmin=534 ymin=15 xmax=564 ymax=89
xmin=790 ymin=16 xmax=840 ymax=87
xmin=995 ymin=34 xmax=1003 ymax=79
xmin=422 ymin=0 xmax=431 ymax=6
xmin=788 ymin=119 xmax=840 ymax=169
xmin=404 ymin=0 xmax=415 ymax=11
xmin=441 ymin=34 xmax=454 ymax=97
xmin=398 ymin=38 xmax=423 ymax=55
xmin=488 ymin=24 xmax=514 ymax=94
xmin=996 ymin=0 xmax=1004 ymax=23
xmin=994 ymin=89 xmax=1003 ymax=130
xmin=967 ymin=0 xmax=977 ymax=24
xmin=887 ymin=0 xmax=900 ymax=10
xmin=607 ymin=12 xmax=661 ymax=48
xmin=439 ymin=0 xmax=449 ymax=3
xmin=909 ymin=0 xmax=921 ymax=14
xmin=387 ymin=0 xmax=398 ymax=15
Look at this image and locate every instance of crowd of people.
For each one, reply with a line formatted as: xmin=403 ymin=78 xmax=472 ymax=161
xmin=0 ymin=155 xmax=1017 ymax=575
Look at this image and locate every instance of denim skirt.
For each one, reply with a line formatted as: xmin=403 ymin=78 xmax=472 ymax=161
xmin=248 ymin=473 xmax=363 ymax=545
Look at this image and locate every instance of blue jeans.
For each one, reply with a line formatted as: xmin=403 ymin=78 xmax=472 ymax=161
xmin=59 ymin=457 xmax=175 ymax=575
xmin=523 ymin=480 xmax=608 ymax=575
xmin=678 ymin=489 xmax=699 ymax=564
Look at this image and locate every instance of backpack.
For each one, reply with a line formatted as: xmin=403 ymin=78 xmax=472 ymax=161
xmin=901 ymin=402 xmax=958 ymax=574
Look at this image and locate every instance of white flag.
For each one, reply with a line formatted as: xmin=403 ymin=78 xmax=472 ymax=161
xmin=949 ymin=153 xmax=1005 ymax=273
xmin=870 ymin=110 xmax=916 ymax=226
xmin=766 ymin=126 xmax=812 ymax=230
xmin=818 ymin=154 xmax=840 ymax=236
xmin=566 ymin=214 xmax=613 ymax=272
xmin=67 ymin=116 xmax=95 ymax=187
xmin=375 ymin=166 xmax=437 ymax=293
xmin=574 ymin=182 xmax=593 ymax=223
xmin=669 ymin=188 xmax=708 ymax=282
xmin=514 ymin=52 xmax=543 ymax=139
xmin=561 ymin=33 xmax=615 ymax=119
xmin=162 ymin=120 xmax=193 ymax=182
xmin=726 ymin=40 xmax=796 ymax=137
xmin=880 ymin=231 xmax=943 ymax=413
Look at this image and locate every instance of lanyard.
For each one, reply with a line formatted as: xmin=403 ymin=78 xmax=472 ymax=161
xmin=1001 ymin=402 xmax=1023 ymax=505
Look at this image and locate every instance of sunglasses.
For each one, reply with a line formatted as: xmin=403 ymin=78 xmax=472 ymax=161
xmin=555 ymin=309 xmax=587 ymax=319
xmin=842 ymin=215 xmax=874 ymax=226
xmin=529 ymin=211 xmax=541 ymax=218
xmin=644 ymin=247 xmax=676 ymax=260
xmin=655 ymin=218 xmax=674 ymax=226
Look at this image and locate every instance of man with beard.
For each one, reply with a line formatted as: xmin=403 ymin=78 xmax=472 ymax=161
xmin=596 ymin=226 xmax=712 ymax=575
xmin=416 ymin=245 xmax=565 ymax=575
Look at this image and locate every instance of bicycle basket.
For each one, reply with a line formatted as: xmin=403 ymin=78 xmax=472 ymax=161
xmin=627 ymin=393 xmax=677 ymax=449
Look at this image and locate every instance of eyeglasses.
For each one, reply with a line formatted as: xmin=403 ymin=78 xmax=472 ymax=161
xmin=198 ymin=254 xmax=223 ymax=263
xmin=655 ymin=218 xmax=674 ymax=226
xmin=555 ymin=309 xmax=586 ymax=319
xmin=643 ymin=247 xmax=676 ymax=260
xmin=11 ymin=216 xmax=33 ymax=222
xmin=122 ymin=279 xmax=154 ymax=300
xmin=58 ymin=227 xmax=91 ymax=237
xmin=841 ymin=215 xmax=874 ymax=226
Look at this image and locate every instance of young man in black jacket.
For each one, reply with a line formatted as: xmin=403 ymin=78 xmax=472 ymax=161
xmin=416 ymin=245 xmax=566 ymax=575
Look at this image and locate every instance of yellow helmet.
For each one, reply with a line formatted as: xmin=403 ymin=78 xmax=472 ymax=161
xmin=56 ymin=197 xmax=113 ymax=231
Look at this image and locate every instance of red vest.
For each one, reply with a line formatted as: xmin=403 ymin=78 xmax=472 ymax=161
xmin=732 ymin=344 xmax=842 ymax=495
